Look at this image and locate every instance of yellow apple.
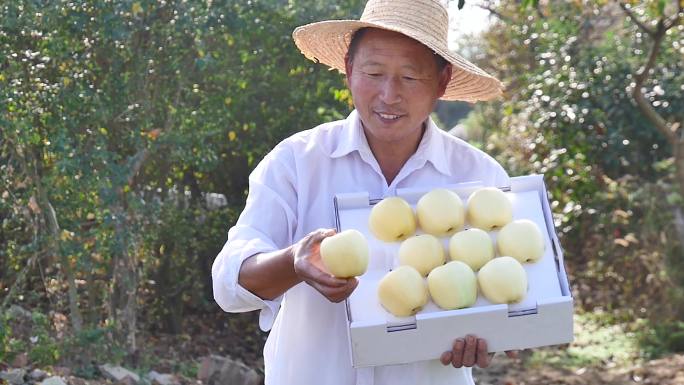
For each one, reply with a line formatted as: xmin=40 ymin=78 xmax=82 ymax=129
xmin=448 ymin=228 xmax=494 ymax=271
xmin=416 ymin=188 xmax=465 ymax=236
xmin=398 ymin=234 xmax=446 ymax=276
xmin=368 ymin=196 xmax=416 ymax=242
xmin=477 ymin=256 xmax=528 ymax=304
xmin=427 ymin=261 xmax=477 ymax=310
xmin=496 ymin=219 xmax=545 ymax=263
xmin=466 ymin=187 xmax=513 ymax=230
xmin=377 ymin=266 xmax=428 ymax=317
xmin=320 ymin=229 xmax=370 ymax=278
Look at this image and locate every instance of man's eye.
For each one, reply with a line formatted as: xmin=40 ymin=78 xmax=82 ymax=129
xmin=403 ymin=76 xmax=417 ymax=81
xmin=367 ymin=73 xmax=381 ymax=77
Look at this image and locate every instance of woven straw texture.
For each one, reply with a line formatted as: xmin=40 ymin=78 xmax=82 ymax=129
xmin=292 ymin=0 xmax=503 ymax=103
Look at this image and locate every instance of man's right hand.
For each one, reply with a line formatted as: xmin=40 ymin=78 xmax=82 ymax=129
xmin=292 ymin=228 xmax=359 ymax=303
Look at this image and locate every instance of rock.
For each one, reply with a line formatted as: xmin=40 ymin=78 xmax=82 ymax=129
xmin=198 ymin=356 xmax=260 ymax=385
xmin=7 ymin=305 xmax=32 ymax=320
xmin=51 ymin=367 xmax=71 ymax=378
xmin=68 ymin=377 xmax=88 ymax=385
xmin=0 ymin=368 xmax=27 ymax=385
xmin=39 ymin=376 xmax=67 ymax=385
xmin=147 ymin=371 xmax=179 ymax=385
xmin=98 ymin=364 xmax=140 ymax=385
xmin=30 ymin=369 xmax=48 ymax=381
xmin=10 ymin=353 xmax=28 ymax=369
xmin=117 ymin=376 xmax=138 ymax=385
xmin=197 ymin=356 xmax=226 ymax=382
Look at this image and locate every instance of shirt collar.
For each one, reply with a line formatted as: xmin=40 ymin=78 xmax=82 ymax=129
xmin=330 ymin=110 xmax=450 ymax=176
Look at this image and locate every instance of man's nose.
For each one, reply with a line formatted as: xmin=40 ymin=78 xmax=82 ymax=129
xmin=379 ymin=77 xmax=402 ymax=104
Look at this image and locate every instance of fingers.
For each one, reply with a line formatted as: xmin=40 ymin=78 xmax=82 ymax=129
xmin=476 ymin=338 xmax=492 ymax=368
xmin=440 ymin=351 xmax=452 ymax=366
xmin=310 ymin=277 xmax=358 ymax=303
xmin=296 ymin=259 xmax=349 ymax=287
xmin=461 ymin=335 xmax=477 ymax=367
xmin=450 ymin=338 xmax=465 ymax=368
xmin=308 ymin=228 xmax=336 ymax=244
xmin=445 ymin=336 xmax=493 ymax=368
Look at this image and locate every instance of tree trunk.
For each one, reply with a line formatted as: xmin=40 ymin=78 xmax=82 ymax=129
xmin=33 ymin=149 xmax=83 ymax=333
xmin=673 ymin=141 xmax=684 ymax=245
xmin=109 ymin=198 xmax=139 ymax=362
xmin=44 ymin=200 xmax=83 ymax=333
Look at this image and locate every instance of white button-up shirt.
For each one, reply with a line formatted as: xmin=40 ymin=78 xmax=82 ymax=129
xmin=212 ymin=110 xmax=510 ymax=385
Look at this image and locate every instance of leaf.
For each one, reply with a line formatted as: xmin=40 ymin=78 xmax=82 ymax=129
xmin=132 ymin=2 xmax=143 ymax=16
xmin=614 ymin=238 xmax=630 ymax=248
xmin=521 ymin=0 xmax=539 ymax=10
xmin=147 ymin=129 xmax=161 ymax=140
xmin=666 ymin=192 xmax=683 ymax=205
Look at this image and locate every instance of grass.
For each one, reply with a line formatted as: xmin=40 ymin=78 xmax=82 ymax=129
xmin=525 ymin=313 xmax=640 ymax=370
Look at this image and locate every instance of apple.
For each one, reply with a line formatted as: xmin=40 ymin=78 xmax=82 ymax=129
xmin=320 ymin=229 xmax=370 ymax=278
xmin=377 ymin=266 xmax=429 ymax=317
xmin=448 ymin=228 xmax=494 ymax=271
xmin=368 ymin=196 xmax=416 ymax=242
xmin=496 ymin=219 xmax=545 ymax=263
xmin=416 ymin=188 xmax=465 ymax=236
xmin=466 ymin=187 xmax=513 ymax=230
xmin=427 ymin=261 xmax=477 ymax=310
xmin=477 ymin=256 xmax=528 ymax=304
xmin=398 ymin=234 xmax=446 ymax=276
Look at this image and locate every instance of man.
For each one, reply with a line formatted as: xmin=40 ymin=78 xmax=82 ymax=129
xmin=212 ymin=0 xmax=515 ymax=384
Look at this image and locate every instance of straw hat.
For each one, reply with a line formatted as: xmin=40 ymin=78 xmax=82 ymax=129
xmin=292 ymin=0 xmax=503 ymax=103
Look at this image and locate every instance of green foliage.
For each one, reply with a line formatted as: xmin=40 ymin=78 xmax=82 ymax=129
xmin=27 ymin=312 xmax=60 ymax=366
xmin=638 ymin=320 xmax=684 ymax=358
xmin=0 ymin=313 xmax=12 ymax=362
xmin=0 ymin=310 xmax=60 ymax=366
xmin=61 ymin=326 xmax=126 ymax=378
xmin=468 ymin=0 xmax=684 ymax=356
xmin=527 ymin=313 xmax=640 ymax=369
xmin=1 ymin=0 xmax=363 ymax=364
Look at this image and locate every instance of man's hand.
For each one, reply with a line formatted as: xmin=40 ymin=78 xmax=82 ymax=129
xmin=439 ymin=335 xmax=518 ymax=368
xmin=292 ymin=228 xmax=359 ymax=303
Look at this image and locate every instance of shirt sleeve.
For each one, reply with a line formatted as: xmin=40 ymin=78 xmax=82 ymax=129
xmin=211 ymin=145 xmax=298 ymax=332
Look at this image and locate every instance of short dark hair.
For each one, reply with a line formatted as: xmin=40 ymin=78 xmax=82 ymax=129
xmin=346 ymin=27 xmax=449 ymax=72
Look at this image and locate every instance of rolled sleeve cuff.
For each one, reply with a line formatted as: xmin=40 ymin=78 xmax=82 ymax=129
xmin=212 ymin=237 xmax=283 ymax=331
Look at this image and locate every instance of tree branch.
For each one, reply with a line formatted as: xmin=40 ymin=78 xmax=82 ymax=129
xmin=628 ymin=2 xmax=682 ymax=146
xmin=617 ymin=1 xmax=655 ymax=35
xmin=477 ymin=3 xmax=513 ymax=24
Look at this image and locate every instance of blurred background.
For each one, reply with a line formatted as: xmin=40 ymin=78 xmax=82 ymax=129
xmin=1 ymin=0 xmax=683 ymax=384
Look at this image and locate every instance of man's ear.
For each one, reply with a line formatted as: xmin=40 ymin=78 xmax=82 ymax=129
xmin=344 ymin=54 xmax=353 ymax=86
xmin=436 ymin=64 xmax=453 ymax=98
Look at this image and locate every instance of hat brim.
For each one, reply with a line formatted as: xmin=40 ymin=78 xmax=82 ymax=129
xmin=292 ymin=20 xmax=503 ymax=103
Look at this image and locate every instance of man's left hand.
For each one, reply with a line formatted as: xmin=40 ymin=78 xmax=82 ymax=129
xmin=439 ymin=335 xmax=518 ymax=368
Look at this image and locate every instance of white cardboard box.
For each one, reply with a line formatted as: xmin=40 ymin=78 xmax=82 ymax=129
xmin=333 ymin=174 xmax=574 ymax=368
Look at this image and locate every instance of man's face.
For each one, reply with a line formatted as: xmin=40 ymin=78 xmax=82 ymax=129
xmin=345 ymin=29 xmax=451 ymax=147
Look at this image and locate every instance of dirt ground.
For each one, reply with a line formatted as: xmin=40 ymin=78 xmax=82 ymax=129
xmin=474 ymin=353 xmax=684 ymax=385
xmin=6 ymin=311 xmax=684 ymax=385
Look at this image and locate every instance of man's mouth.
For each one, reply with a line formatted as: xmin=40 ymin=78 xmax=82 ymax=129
xmin=377 ymin=112 xmax=402 ymax=120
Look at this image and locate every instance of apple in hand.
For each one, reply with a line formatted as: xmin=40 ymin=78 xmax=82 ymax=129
xmin=497 ymin=219 xmax=545 ymax=263
xmin=448 ymin=228 xmax=494 ymax=271
xmin=477 ymin=256 xmax=528 ymax=304
xmin=377 ymin=266 xmax=428 ymax=317
xmin=368 ymin=196 xmax=416 ymax=242
xmin=416 ymin=188 xmax=465 ymax=236
xmin=320 ymin=229 xmax=370 ymax=278
xmin=398 ymin=234 xmax=446 ymax=276
xmin=427 ymin=261 xmax=477 ymax=310
xmin=466 ymin=187 xmax=513 ymax=231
